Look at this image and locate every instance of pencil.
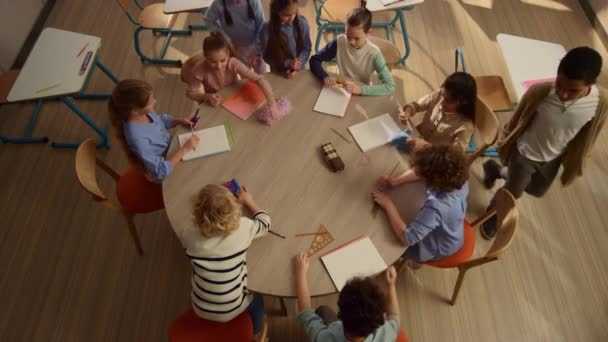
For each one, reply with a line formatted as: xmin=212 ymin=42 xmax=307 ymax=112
xmin=295 ymin=232 xmax=325 ymax=237
xmin=330 ymin=128 xmax=351 ymax=143
xmin=190 ymin=123 xmax=196 ymax=150
xmin=269 ymin=230 xmax=286 ymax=239
xmin=389 ymin=161 xmax=401 ymax=177
xmin=77 ymin=43 xmax=89 ymax=57
xmin=36 ymin=83 xmax=61 ymax=94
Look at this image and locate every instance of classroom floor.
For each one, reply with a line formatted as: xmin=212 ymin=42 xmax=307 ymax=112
xmin=1 ymin=0 xmax=607 ymax=341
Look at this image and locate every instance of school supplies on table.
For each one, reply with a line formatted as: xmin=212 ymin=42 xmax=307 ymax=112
xmin=223 ymin=178 xmax=241 ymax=195
xmin=306 ymin=225 xmax=335 ymax=257
xmin=330 ymin=128 xmax=351 ymax=143
xmin=36 ymin=83 xmax=62 ymax=94
xmin=313 ymin=85 xmax=352 ymax=117
xmin=192 ymin=107 xmax=201 ymax=127
xmin=269 ymin=230 xmax=286 ymax=239
xmin=178 ymin=125 xmax=231 ymax=161
xmin=321 ymin=236 xmax=387 ymax=291
xmin=348 ymin=113 xmax=402 ymax=152
xmin=380 ymin=0 xmax=407 ymax=6
xmin=522 ymin=77 xmax=556 ymax=90
xmin=77 ymin=42 xmax=89 ymax=57
xmin=222 ymin=81 xmax=267 ymax=120
xmin=390 ymin=129 xmax=412 ymax=153
xmin=256 ymin=97 xmax=292 ymax=125
xmin=79 ymin=51 xmax=93 ymax=75
xmin=320 ymin=142 xmax=345 ymax=172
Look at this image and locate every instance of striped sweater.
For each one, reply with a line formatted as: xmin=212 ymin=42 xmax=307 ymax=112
xmin=182 ymin=211 xmax=271 ymax=322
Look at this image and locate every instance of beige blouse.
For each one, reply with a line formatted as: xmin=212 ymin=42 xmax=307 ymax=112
xmin=405 ymin=90 xmax=474 ymax=151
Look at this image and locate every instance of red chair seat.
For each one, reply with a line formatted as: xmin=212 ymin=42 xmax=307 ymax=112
xmin=116 ymin=166 xmax=164 ymax=213
xmin=397 ymin=328 xmax=410 ymax=342
xmin=169 ymin=309 xmax=253 ymax=342
xmin=425 ymin=221 xmax=475 ymax=268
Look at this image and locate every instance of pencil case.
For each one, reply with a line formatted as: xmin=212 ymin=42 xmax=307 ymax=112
xmin=256 ymin=97 xmax=291 ymax=125
xmin=223 ymin=178 xmax=241 ymax=195
xmin=320 ymin=143 xmax=345 ymax=172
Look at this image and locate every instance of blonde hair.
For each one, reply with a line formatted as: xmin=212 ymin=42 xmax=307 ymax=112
xmin=193 ymin=184 xmax=241 ymax=237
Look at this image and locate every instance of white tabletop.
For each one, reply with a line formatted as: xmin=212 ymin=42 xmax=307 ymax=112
xmin=497 ymin=33 xmax=566 ymax=100
xmin=164 ymin=0 xmax=213 ymax=14
xmin=7 ymin=28 xmax=100 ymax=102
xmin=366 ymin=0 xmax=424 ymax=12
xmin=162 ymin=71 xmax=426 ymax=297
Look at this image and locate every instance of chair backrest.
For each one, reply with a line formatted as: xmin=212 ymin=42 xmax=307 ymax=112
xmin=320 ymin=0 xmax=360 ymax=23
xmin=0 ymin=69 xmax=21 ymax=104
xmin=180 ymin=52 xmax=204 ymax=83
xmin=468 ymin=97 xmax=499 ymax=161
xmin=169 ymin=309 xmax=254 ymax=341
xmin=75 ymin=139 xmax=108 ymax=200
xmin=368 ymin=36 xmax=402 ymax=68
xmin=485 ymin=188 xmax=519 ymax=258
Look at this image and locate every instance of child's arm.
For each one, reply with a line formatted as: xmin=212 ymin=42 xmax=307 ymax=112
xmin=379 ymin=168 xmax=421 ymax=188
xmin=309 ymin=39 xmax=338 ymax=83
xmin=297 ymin=16 xmax=312 ymax=69
xmin=384 ymin=266 xmax=400 ymax=320
xmin=295 ymin=254 xmax=311 ymax=312
xmin=453 ymin=124 xmax=474 ymax=152
xmin=134 ymin=137 xmax=198 ymax=180
xmin=371 ymin=192 xmax=409 ymax=246
xmin=236 ymin=187 xmax=271 ymax=238
xmin=203 ymin=1 xmax=227 ymax=37
xmin=234 ymin=59 xmax=276 ymax=105
xmin=360 ymin=53 xmax=396 ymax=96
xmin=404 ymin=90 xmax=441 ymax=116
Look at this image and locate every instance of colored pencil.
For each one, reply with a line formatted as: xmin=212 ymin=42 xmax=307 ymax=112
xmin=77 ymin=43 xmax=89 ymax=57
xmin=295 ymin=232 xmax=326 ymax=237
xmin=36 ymin=83 xmax=61 ymax=94
xmin=330 ymin=128 xmax=351 ymax=143
xmin=269 ymin=230 xmax=286 ymax=239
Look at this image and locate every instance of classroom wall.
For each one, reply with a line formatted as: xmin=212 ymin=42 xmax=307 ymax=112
xmin=0 ymin=0 xmax=47 ymax=70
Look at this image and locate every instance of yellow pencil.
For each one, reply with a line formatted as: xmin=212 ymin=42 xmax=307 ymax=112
xmin=36 ymin=83 xmax=61 ymax=94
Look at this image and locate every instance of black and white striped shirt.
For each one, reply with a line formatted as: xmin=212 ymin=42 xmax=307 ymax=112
xmin=183 ymin=211 xmax=271 ymax=322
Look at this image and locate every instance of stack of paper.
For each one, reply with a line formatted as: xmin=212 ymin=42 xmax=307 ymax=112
xmin=313 ymin=85 xmax=352 ymax=117
xmin=321 ymin=236 xmax=387 ymax=291
xmin=348 ymin=113 xmax=402 ymax=152
xmin=178 ymin=125 xmax=231 ymax=161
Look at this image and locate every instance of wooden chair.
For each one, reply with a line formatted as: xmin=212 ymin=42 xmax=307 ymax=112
xmin=424 ymin=188 xmax=519 ymax=305
xmin=467 ymin=97 xmax=499 ymax=162
xmin=368 ymin=36 xmax=402 ymax=71
xmin=169 ymin=309 xmax=268 ymax=342
xmin=0 ymin=69 xmax=48 ymax=144
xmin=116 ymin=0 xmax=192 ymax=66
xmin=75 ymin=139 xmax=165 ymax=255
xmin=180 ymin=52 xmax=204 ymax=84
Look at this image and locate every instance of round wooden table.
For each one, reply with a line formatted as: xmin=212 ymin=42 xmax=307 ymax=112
xmin=163 ymin=71 xmax=426 ymax=297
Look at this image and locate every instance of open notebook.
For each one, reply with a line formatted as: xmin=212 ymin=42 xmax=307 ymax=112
xmin=348 ymin=113 xmax=402 ymax=152
xmin=321 ymin=236 xmax=387 ymax=291
xmin=222 ymin=81 xmax=267 ymax=120
xmin=313 ymin=85 xmax=352 ymax=117
xmin=177 ymin=125 xmax=231 ymax=161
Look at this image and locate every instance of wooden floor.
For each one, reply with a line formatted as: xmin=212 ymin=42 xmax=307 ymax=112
xmin=1 ymin=0 xmax=607 ymax=341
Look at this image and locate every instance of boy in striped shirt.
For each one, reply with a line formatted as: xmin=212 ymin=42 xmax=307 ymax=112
xmin=180 ymin=184 xmax=270 ymax=336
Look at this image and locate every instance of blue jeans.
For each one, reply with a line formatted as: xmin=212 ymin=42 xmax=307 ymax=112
xmin=246 ymin=293 xmax=265 ymax=335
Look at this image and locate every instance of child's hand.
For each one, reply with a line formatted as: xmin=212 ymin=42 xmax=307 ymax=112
xmin=407 ymin=138 xmax=431 ymax=152
xmin=291 ymin=58 xmax=302 ymax=70
xmin=236 ymin=186 xmax=255 ymax=206
xmin=269 ymin=102 xmax=280 ymax=119
xmin=377 ymin=176 xmax=396 ymax=189
xmin=251 ymin=55 xmax=261 ymax=67
xmin=184 ymin=134 xmax=200 ymax=151
xmin=203 ymin=94 xmax=223 ymax=107
xmin=385 ymin=266 xmax=397 ymax=286
xmin=295 ymin=253 xmax=310 ymax=276
xmin=286 ymin=70 xmax=299 ymax=79
xmin=324 ymin=77 xmax=337 ymax=87
xmin=343 ymin=80 xmax=362 ymax=95
xmin=175 ymin=117 xmax=194 ymax=127
xmin=371 ymin=190 xmax=393 ymax=208
xmin=399 ymin=106 xmax=415 ymax=125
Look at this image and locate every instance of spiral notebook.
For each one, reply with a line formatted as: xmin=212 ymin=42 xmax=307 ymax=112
xmin=321 ymin=236 xmax=387 ymax=291
xmin=177 ymin=125 xmax=231 ymax=161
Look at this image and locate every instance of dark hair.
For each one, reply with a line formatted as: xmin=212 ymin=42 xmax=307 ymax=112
xmin=222 ymin=0 xmax=254 ymax=26
xmin=414 ymin=145 xmax=469 ymax=192
xmin=346 ymin=7 xmax=372 ymax=32
xmin=108 ymin=79 xmax=153 ymax=166
xmin=557 ymin=46 xmax=602 ymax=84
xmin=203 ymin=31 xmax=235 ymax=57
xmin=442 ymin=72 xmax=477 ymax=121
xmin=264 ymin=0 xmax=304 ymax=73
xmin=337 ymin=277 xmax=386 ymax=338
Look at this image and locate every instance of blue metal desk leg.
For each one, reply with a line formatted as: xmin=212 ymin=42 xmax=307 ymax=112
xmin=0 ymin=100 xmax=49 ymax=144
xmin=50 ymin=97 xmax=109 ymax=149
xmin=395 ymin=8 xmax=412 ymax=65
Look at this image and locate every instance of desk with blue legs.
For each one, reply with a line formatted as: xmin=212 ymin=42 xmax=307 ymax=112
xmin=6 ymin=27 xmax=119 ymax=148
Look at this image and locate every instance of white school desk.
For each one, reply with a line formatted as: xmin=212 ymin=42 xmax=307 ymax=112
xmin=162 ymin=71 xmax=426 ymax=297
xmin=497 ymin=33 xmax=566 ymax=100
xmin=7 ymin=27 xmax=118 ymax=148
xmin=164 ymin=0 xmax=213 ymax=14
xmin=366 ymin=0 xmax=424 ymax=12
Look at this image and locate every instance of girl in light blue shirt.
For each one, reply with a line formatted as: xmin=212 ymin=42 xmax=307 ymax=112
xmin=109 ymin=79 xmax=199 ymax=181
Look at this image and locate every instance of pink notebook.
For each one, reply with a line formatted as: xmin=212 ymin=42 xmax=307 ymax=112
xmin=222 ymin=81 xmax=267 ymax=120
xmin=522 ymin=77 xmax=555 ymax=90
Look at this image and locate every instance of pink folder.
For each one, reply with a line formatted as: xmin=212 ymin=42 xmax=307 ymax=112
xmin=222 ymin=81 xmax=267 ymax=120
xmin=522 ymin=77 xmax=555 ymax=90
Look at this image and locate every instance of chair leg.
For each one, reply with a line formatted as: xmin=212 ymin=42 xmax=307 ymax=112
xmin=254 ymin=319 xmax=269 ymax=342
xmin=125 ymin=213 xmax=144 ymax=256
xmin=133 ymin=26 xmax=183 ymax=67
xmin=449 ymin=267 xmax=468 ymax=305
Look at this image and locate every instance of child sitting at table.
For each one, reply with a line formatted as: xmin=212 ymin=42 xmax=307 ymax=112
xmin=373 ymin=145 xmax=469 ymax=264
xmin=204 ymin=0 xmax=266 ymax=73
xmin=179 ymin=184 xmax=271 ymax=337
xmin=109 ymin=79 xmax=199 ymax=182
xmin=185 ymin=32 xmax=278 ymax=117
xmin=309 ymin=7 xmax=395 ymax=96
xmin=294 ymin=253 xmax=401 ymax=342
xmin=382 ymin=72 xmax=476 ymax=186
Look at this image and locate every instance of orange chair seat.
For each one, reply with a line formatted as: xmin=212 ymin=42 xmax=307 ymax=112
xmin=116 ymin=166 xmax=164 ymax=213
xmin=397 ymin=328 xmax=410 ymax=342
xmin=169 ymin=309 xmax=253 ymax=342
xmin=425 ymin=220 xmax=475 ymax=268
